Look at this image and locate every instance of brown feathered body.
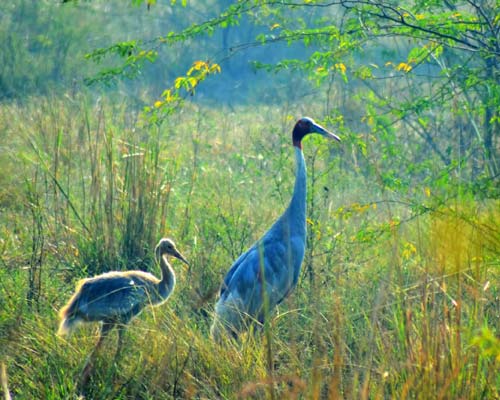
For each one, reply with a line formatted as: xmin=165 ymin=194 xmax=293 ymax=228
xmin=58 ymin=238 xmax=188 ymax=336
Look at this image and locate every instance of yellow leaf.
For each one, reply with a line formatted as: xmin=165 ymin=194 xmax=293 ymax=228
xmin=193 ymin=60 xmax=207 ymax=71
xmin=270 ymin=23 xmax=280 ymax=31
xmin=210 ymin=63 xmax=221 ymax=73
xmin=164 ymin=89 xmax=176 ymax=102
xmin=424 ymin=187 xmax=431 ymax=197
xmin=396 ymin=62 xmax=412 ymax=73
xmin=154 ymin=100 xmax=163 ymax=108
xmin=174 ymin=77 xmax=184 ymax=89
xmin=335 ymin=63 xmax=346 ymax=74
xmin=166 ymin=92 xmax=174 ymax=102
xmin=415 ymin=14 xmax=425 ymax=20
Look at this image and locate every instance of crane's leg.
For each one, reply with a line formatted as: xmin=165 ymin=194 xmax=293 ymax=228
xmin=79 ymin=321 xmax=115 ymax=389
xmin=114 ymin=325 xmax=126 ymax=362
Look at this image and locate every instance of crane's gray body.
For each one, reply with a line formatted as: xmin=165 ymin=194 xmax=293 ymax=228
xmin=213 ymin=148 xmax=306 ymax=336
xmin=212 ymin=118 xmax=339 ymax=339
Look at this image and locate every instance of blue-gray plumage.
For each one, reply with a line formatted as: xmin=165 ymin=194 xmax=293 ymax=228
xmin=58 ymin=238 xmax=188 ymax=346
xmin=211 ymin=117 xmax=340 ymax=340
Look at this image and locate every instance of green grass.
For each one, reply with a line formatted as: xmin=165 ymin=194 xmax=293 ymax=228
xmin=0 ymin=96 xmax=498 ymax=399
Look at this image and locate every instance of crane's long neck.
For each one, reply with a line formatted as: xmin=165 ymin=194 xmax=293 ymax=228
xmin=283 ymin=146 xmax=307 ymax=236
xmin=158 ymin=254 xmax=176 ymax=301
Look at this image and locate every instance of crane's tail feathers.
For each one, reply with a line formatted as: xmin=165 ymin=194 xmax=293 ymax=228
xmin=211 ymin=318 xmax=237 ymax=343
xmin=57 ymin=316 xmax=80 ymax=337
xmin=210 ymin=315 xmax=225 ymax=343
xmin=211 ymin=297 xmax=247 ymax=342
xmin=57 ymin=318 xmax=71 ymax=336
xmin=57 ymin=299 xmax=81 ymax=337
xmin=57 ymin=284 xmax=85 ymax=337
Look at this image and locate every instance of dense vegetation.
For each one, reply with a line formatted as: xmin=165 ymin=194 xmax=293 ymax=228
xmin=0 ymin=1 xmax=498 ymax=399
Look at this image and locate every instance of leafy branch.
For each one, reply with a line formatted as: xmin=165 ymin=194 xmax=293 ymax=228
xmin=142 ymin=60 xmax=221 ymax=124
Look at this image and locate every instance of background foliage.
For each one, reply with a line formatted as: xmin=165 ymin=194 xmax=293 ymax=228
xmin=0 ymin=0 xmax=498 ymax=399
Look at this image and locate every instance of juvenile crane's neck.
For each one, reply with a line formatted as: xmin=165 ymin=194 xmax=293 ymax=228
xmin=158 ymin=254 xmax=176 ymax=301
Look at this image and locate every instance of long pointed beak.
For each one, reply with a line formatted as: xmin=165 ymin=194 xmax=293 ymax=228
xmin=173 ymin=251 xmax=189 ymax=266
xmin=312 ymin=121 xmax=341 ymax=142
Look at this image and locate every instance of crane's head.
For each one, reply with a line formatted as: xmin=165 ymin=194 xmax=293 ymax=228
xmin=292 ymin=117 xmax=340 ymax=148
xmin=155 ymin=238 xmax=189 ymax=265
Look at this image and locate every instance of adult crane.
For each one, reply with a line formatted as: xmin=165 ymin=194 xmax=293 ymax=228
xmin=211 ymin=117 xmax=340 ymax=340
xmin=58 ymin=238 xmax=188 ymax=384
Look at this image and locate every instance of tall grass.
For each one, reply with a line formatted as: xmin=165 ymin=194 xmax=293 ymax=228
xmin=0 ymin=96 xmax=498 ymax=399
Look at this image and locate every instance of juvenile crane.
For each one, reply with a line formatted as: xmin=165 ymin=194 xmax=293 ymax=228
xmin=211 ymin=117 xmax=340 ymax=340
xmin=58 ymin=238 xmax=188 ymax=383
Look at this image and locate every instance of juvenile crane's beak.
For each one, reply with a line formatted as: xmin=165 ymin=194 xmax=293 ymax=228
xmin=311 ymin=121 xmax=341 ymax=142
xmin=173 ymin=250 xmax=189 ymax=266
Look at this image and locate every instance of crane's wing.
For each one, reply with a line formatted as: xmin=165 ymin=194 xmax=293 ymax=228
xmin=221 ymin=235 xmax=298 ymax=316
xmin=219 ymin=247 xmax=254 ymax=297
xmin=75 ymin=273 xmax=154 ymax=321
